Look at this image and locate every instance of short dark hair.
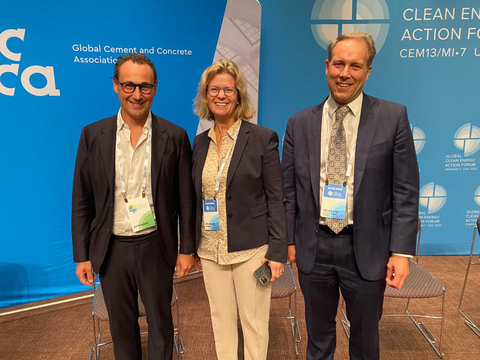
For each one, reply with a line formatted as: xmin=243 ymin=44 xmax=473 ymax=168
xmin=113 ymin=53 xmax=157 ymax=84
xmin=327 ymin=32 xmax=377 ymax=67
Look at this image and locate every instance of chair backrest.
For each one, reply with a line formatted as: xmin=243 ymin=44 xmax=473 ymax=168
xmin=92 ymin=283 xmax=109 ymax=321
xmin=92 ymin=283 xmax=146 ymax=321
xmin=271 ymin=263 xmax=296 ymax=299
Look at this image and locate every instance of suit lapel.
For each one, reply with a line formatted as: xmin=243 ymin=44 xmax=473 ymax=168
xmin=194 ymin=132 xmax=210 ymax=196
xmin=99 ymin=116 xmax=116 ymax=196
xmin=354 ymin=94 xmax=377 ymax=197
xmin=227 ymin=120 xmax=249 ymax=191
xmin=307 ymin=104 xmax=324 ymax=217
xmin=151 ymin=115 xmax=168 ymax=201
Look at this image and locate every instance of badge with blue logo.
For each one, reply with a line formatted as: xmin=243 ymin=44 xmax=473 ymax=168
xmin=203 ymin=198 xmax=220 ymax=231
xmin=321 ymin=184 xmax=347 ymax=220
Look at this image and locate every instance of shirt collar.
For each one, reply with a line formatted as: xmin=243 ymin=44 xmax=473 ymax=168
xmin=326 ymin=92 xmax=363 ymax=119
xmin=208 ymin=119 xmax=242 ymax=143
xmin=116 ymin=109 xmax=152 ymax=133
xmin=226 ymin=119 xmax=242 ymax=139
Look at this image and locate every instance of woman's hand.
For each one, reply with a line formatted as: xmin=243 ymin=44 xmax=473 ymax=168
xmin=262 ymin=258 xmax=284 ymax=282
xmin=194 ymin=254 xmax=202 ymax=272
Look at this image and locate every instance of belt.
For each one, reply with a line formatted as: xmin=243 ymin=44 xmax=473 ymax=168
xmin=112 ymin=230 xmax=158 ymax=242
xmin=318 ymin=224 xmax=354 ymax=236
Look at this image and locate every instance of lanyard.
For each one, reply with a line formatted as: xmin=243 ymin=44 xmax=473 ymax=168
xmin=210 ymin=124 xmax=241 ymax=199
xmin=116 ymin=118 xmax=152 ymax=203
xmin=323 ymin=105 xmax=356 ymax=186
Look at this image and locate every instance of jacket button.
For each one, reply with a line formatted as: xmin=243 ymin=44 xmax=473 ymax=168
xmin=315 ymin=229 xmax=318 ymax=234
xmin=227 ymin=194 xmax=231 ymax=200
xmin=228 ymin=213 xmax=233 ymax=218
xmin=107 ymin=229 xmax=110 ymax=233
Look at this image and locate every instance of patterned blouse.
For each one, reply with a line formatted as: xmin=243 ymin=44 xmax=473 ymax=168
xmin=197 ymin=119 xmax=266 ymax=265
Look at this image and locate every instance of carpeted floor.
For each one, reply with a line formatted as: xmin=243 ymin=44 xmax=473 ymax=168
xmin=1 ymin=256 xmax=479 ymax=359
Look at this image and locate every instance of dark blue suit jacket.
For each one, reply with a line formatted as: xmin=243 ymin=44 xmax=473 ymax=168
xmin=282 ymin=94 xmax=419 ymax=280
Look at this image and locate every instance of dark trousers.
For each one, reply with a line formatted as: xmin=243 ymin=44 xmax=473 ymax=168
xmin=298 ymin=226 xmax=386 ymax=360
xmin=100 ymin=232 xmax=175 ymax=360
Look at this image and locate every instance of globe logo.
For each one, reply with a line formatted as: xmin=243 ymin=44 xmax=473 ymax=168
xmin=411 ymin=125 xmax=426 ymax=154
xmin=311 ymin=0 xmax=390 ymax=52
xmin=454 ymin=123 xmax=480 ymax=157
xmin=475 ymin=185 xmax=480 ymax=207
xmin=419 ymin=182 xmax=447 ymax=214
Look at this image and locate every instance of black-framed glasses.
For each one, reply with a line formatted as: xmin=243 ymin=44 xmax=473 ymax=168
xmin=116 ymin=80 xmax=155 ymax=94
xmin=207 ymin=86 xmax=237 ymax=97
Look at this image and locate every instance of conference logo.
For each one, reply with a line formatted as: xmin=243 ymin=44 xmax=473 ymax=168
xmin=411 ymin=125 xmax=426 ymax=154
xmin=419 ymin=182 xmax=447 ymax=214
xmin=128 ymin=205 xmax=137 ymax=214
xmin=311 ymin=0 xmax=390 ymax=52
xmin=453 ymin=123 xmax=480 ymax=157
xmin=475 ymin=185 xmax=480 ymax=206
xmin=0 ymin=28 xmax=60 ymax=96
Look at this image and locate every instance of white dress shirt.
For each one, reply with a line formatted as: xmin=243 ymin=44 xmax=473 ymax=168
xmin=112 ymin=110 xmax=157 ymax=236
xmin=319 ymin=93 xmax=362 ymax=225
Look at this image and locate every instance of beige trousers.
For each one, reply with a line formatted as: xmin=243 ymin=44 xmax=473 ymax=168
xmin=201 ymin=248 xmax=272 ymax=360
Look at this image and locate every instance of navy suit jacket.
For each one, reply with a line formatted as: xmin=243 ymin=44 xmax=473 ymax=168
xmin=282 ymin=94 xmax=419 ymax=280
xmin=72 ymin=114 xmax=196 ymax=272
xmin=192 ymin=120 xmax=287 ymax=263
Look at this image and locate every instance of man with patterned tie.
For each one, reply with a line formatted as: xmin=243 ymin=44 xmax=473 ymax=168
xmin=282 ymin=32 xmax=419 ymax=360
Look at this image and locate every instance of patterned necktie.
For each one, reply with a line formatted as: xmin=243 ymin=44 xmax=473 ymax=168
xmin=325 ymin=105 xmax=349 ymax=234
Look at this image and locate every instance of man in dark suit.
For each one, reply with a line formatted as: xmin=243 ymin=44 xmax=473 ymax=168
xmin=72 ymin=53 xmax=195 ymax=360
xmin=282 ymin=32 xmax=419 ymax=359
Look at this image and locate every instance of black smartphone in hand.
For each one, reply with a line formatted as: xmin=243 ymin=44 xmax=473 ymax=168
xmin=254 ymin=262 xmax=272 ymax=285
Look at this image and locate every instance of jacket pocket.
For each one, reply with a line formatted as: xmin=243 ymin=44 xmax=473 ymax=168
xmin=382 ymin=209 xmax=392 ymax=225
xmin=370 ymin=141 xmax=392 ymax=154
xmin=89 ymin=220 xmax=96 ymax=233
xmin=250 ymin=203 xmax=268 ymax=218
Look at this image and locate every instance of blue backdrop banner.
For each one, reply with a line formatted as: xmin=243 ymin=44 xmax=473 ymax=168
xmin=0 ymin=0 xmax=229 ymax=308
xmin=1 ymin=0 xmax=479 ymax=308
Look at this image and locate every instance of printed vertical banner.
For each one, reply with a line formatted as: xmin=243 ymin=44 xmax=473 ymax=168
xmin=197 ymin=0 xmax=261 ymax=134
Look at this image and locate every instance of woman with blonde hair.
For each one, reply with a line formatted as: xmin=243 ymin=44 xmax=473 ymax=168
xmin=191 ymin=58 xmax=287 ymax=360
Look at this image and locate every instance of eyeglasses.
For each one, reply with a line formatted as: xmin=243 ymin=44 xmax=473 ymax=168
xmin=207 ymin=86 xmax=237 ymax=97
xmin=116 ymin=80 xmax=155 ymax=94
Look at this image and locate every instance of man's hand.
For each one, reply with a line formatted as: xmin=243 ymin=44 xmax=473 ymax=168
xmin=287 ymin=245 xmax=296 ymax=262
xmin=76 ymin=261 xmax=96 ymax=287
xmin=385 ymin=255 xmax=410 ymax=289
xmin=176 ymin=254 xmax=194 ymax=278
xmin=262 ymin=258 xmax=284 ymax=282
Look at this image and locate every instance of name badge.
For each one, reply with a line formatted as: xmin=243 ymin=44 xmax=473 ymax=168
xmin=124 ymin=196 xmax=156 ymax=232
xmin=203 ymin=198 xmax=220 ymax=231
xmin=321 ymin=184 xmax=347 ymax=220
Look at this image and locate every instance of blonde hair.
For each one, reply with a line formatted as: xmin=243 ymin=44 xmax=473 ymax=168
xmin=194 ymin=58 xmax=255 ymax=121
xmin=328 ymin=32 xmax=377 ymax=67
